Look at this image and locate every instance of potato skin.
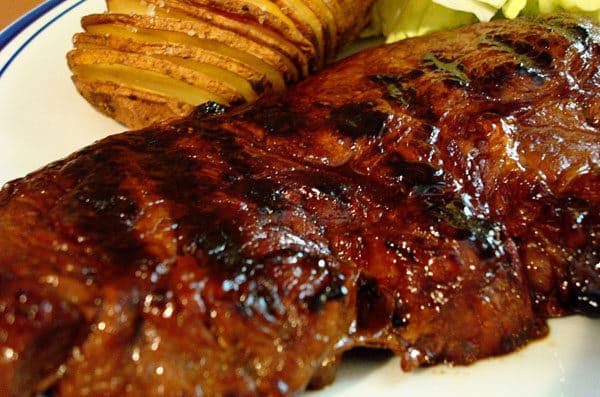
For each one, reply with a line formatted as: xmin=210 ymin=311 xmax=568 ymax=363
xmin=72 ymin=76 xmax=194 ymax=129
xmin=68 ymin=0 xmax=377 ymax=129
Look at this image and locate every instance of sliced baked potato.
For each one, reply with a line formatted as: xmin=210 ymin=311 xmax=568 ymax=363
xmin=68 ymin=0 xmax=376 ymax=129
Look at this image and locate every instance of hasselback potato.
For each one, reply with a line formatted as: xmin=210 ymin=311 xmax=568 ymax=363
xmin=68 ymin=0 xmax=376 ymax=128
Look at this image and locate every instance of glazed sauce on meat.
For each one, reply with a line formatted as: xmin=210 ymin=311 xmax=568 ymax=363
xmin=1 ymin=14 xmax=599 ymax=396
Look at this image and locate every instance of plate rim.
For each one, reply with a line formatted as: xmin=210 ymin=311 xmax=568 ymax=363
xmin=0 ymin=0 xmax=88 ymax=77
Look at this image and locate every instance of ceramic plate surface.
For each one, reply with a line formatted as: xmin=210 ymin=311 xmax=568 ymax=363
xmin=1 ymin=2 xmax=599 ymax=396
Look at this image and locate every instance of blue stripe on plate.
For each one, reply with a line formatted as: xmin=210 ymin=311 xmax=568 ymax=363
xmin=0 ymin=0 xmax=88 ymax=77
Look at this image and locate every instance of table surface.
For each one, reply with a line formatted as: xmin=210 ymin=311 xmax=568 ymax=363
xmin=1 ymin=0 xmax=45 ymax=32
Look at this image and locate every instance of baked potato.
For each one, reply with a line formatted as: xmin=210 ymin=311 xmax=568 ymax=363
xmin=68 ymin=0 xmax=376 ymax=129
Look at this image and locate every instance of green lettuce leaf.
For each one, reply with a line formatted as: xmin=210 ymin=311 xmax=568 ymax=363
xmin=365 ymin=0 xmax=600 ymax=43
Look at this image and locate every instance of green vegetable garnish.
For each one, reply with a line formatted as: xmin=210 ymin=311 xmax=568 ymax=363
xmin=365 ymin=0 xmax=600 ymax=43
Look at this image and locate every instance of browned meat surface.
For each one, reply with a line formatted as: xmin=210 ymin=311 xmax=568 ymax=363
xmin=1 ymin=13 xmax=600 ymax=397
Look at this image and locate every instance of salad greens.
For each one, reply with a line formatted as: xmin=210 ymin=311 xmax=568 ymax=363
xmin=366 ymin=0 xmax=600 ymax=43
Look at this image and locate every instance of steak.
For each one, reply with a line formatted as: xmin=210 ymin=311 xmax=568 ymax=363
xmin=1 ymin=13 xmax=599 ymax=396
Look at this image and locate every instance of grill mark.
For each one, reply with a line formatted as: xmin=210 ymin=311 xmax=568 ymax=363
xmin=131 ymin=128 xmax=252 ymax=272
xmin=368 ymin=73 xmax=436 ymax=122
xmin=296 ymin=170 xmax=352 ymax=204
xmin=130 ymin=126 xmax=352 ymax=317
xmin=135 ymin=126 xmax=332 ymax=275
xmin=203 ymin=126 xmax=255 ymax=177
xmin=543 ymin=15 xmax=600 ymax=88
xmin=244 ymin=178 xmax=288 ymax=214
xmin=179 ymin=212 xmax=249 ymax=270
xmin=479 ymin=34 xmax=551 ymax=83
xmin=56 ymin=138 xmax=165 ymax=280
xmin=129 ymin=132 xmax=215 ymax=273
xmin=305 ymin=272 xmax=348 ymax=312
xmin=328 ymin=102 xmax=389 ymax=139
xmin=245 ymin=103 xmax=304 ymax=136
xmin=355 ymin=275 xmax=393 ymax=331
xmin=384 ymin=153 xmax=444 ymax=188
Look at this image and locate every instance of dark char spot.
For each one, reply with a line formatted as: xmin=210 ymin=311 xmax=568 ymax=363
xmin=193 ymin=101 xmax=229 ymax=119
xmin=250 ymin=104 xmax=303 ymax=136
xmin=306 ymin=270 xmax=348 ymax=312
xmin=385 ymin=153 xmax=444 ymax=187
xmin=329 ymin=102 xmax=388 ymax=139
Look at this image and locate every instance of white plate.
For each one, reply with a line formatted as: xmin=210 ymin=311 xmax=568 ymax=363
xmin=1 ymin=2 xmax=599 ymax=396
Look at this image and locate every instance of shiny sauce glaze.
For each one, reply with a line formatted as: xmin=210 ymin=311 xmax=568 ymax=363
xmin=0 ymin=13 xmax=599 ymax=397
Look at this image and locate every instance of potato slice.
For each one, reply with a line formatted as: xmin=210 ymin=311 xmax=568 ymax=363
xmin=81 ymin=13 xmax=300 ymax=82
xmin=72 ymin=32 xmax=274 ymax=95
xmin=72 ymin=41 xmax=258 ymax=104
xmin=180 ymin=0 xmax=313 ymax=51
xmin=68 ymin=0 xmax=377 ymax=128
xmin=272 ymin=0 xmax=326 ymax=65
xmin=75 ymin=22 xmax=286 ymax=93
xmin=296 ymin=0 xmax=338 ymax=59
xmin=107 ymin=0 xmax=313 ymax=76
xmin=70 ymin=62 xmax=221 ymax=105
xmin=107 ymin=0 xmax=315 ymax=58
xmin=68 ymin=47 xmax=244 ymax=104
xmin=71 ymin=76 xmax=195 ymax=129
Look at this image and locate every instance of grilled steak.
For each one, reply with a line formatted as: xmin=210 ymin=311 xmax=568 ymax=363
xmin=1 ymin=13 xmax=599 ymax=396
